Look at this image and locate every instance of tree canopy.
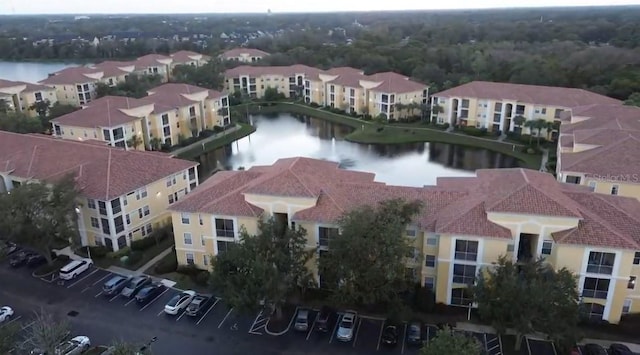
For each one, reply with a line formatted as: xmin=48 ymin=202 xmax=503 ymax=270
xmin=209 ymin=218 xmax=314 ymax=318
xmin=0 ymin=176 xmax=80 ymax=264
xmin=318 ymin=199 xmax=423 ymax=308
xmin=96 ymin=74 xmax=162 ymax=99
xmin=473 ymin=257 xmax=582 ymax=352
xmin=420 ymin=327 xmax=482 ymax=355
xmin=171 ymin=61 xmax=224 ymax=90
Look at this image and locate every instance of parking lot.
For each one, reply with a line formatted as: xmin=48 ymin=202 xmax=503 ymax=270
xmin=525 ymin=337 xmax=557 ymax=355
xmin=2 ymin=259 xmax=508 ymax=355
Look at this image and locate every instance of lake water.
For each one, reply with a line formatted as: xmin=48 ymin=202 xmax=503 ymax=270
xmin=195 ymin=113 xmax=522 ymax=187
xmin=0 ymin=61 xmax=79 ymax=83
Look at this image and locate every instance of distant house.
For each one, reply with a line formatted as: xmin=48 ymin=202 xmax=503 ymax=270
xmin=220 ymin=48 xmax=270 ymax=63
xmin=0 ymin=79 xmax=58 ymax=117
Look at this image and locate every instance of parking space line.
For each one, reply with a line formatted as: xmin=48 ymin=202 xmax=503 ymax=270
xmin=140 ymin=288 xmax=169 ymax=312
xmin=525 ymin=337 xmax=533 ymax=355
xmin=157 ymin=308 xmax=167 ymax=317
xmin=400 ymin=323 xmax=407 ymax=354
xmin=1 ymin=315 xmax=22 ymax=327
xmin=305 ymin=312 xmax=319 ymax=341
xmin=108 ymin=293 xmax=120 ymax=303
xmin=92 ymin=272 xmax=112 ymax=286
xmin=66 ymin=268 xmax=98 ymax=289
xmin=376 ymin=319 xmax=385 ymax=351
xmin=218 ymin=308 xmax=234 ymax=329
xmin=196 ymin=298 xmax=219 ymax=325
xmin=248 ymin=309 xmax=267 ymax=335
xmin=329 ymin=314 xmax=341 ymax=344
xmin=176 ymin=309 xmax=187 ymax=322
xmin=94 ymin=290 xmax=103 ymax=298
xmin=21 ymin=321 xmax=35 ymax=331
xmin=551 ymin=341 xmax=557 ymax=355
xmin=124 ymin=297 xmax=137 ymax=306
xmin=352 ymin=318 xmax=363 ymax=348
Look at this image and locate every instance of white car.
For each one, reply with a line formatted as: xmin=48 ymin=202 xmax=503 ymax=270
xmin=0 ymin=306 xmax=14 ymax=323
xmin=54 ymin=336 xmax=91 ymax=355
xmin=164 ymin=290 xmax=196 ymax=315
xmin=58 ymin=258 xmax=93 ymax=280
xmin=336 ymin=311 xmax=357 ymax=342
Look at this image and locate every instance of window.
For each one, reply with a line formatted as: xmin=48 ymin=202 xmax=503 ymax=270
xmin=634 ymin=252 xmax=640 ymax=265
xmin=587 ymin=251 xmax=615 ymax=275
xmin=101 ymin=218 xmax=110 ymax=234
xmin=541 ymin=241 xmax=553 ymax=255
xmin=455 ymin=240 xmax=479 ymax=261
xmin=611 ymin=185 xmax=619 ymax=195
xmin=184 ymin=233 xmax=192 ymax=245
xmin=114 ymin=216 xmax=124 ymax=234
xmin=583 ymin=303 xmax=604 ymax=321
xmin=318 ymin=227 xmax=339 ymax=248
xmin=143 ymin=206 xmax=150 ymax=216
xmin=198 ymin=214 xmax=203 ymax=225
xmin=110 ymin=199 xmax=121 ymax=215
xmin=146 ymin=223 xmax=152 ymax=235
xmin=565 ymin=175 xmax=581 ymax=184
xmin=554 ymin=108 xmax=564 ymax=119
xmin=90 ymin=217 xmax=100 ymax=228
xmin=426 ymin=237 xmax=437 ymax=246
xmin=98 ymin=201 xmax=107 ymax=216
xmin=541 ymin=108 xmax=547 ymax=114
xmin=217 ymin=240 xmax=235 ymax=254
xmin=582 ymin=277 xmax=610 ymax=299
xmin=215 ymin=218 xmax=235 ymax=238
xmin=451 ymin=288 xmax=473 ymax=306
xmin=125 ymin=214 xmax=131 ymax=225
xmin=588 ymin=181 xmax=596 ymax=192
xmin=136 ymin=187 xmax=147 ymax=200
xmin=185 ymin=252 xmax=194 ymax=265
xmin=161 ymin=114 xmax=169 ymax=125
xmin=168 ymin=194 xmax=175 ymax=204
xmin=406 ymin=229 xmax=416 ymax=238
xmin=34 ymin=92 xmax=43 ymax=101
xmin=507 ymin=244 xmax=515 ymax=252
xmin=189 ymin=106 xmax=196 ymax=117
xmin=203 ymin=255 xmax=209 ymax=266
xmin=87 ymin=199 xmax=96 ymax=209
xmin=425 ymin=255 xmax=436 ymax=267
xmin=629 ymin=276 xmax=636 ymax=290
xmin=623 ymin=299 xmax=632 ymax=315
xmin=424 ymin=277 xmax=435 ymax=290
xmin=453 ymin=264 xmax=476 ymax=284
xmin=181 ymin=213 xmax=190 ymax=224
xmin=201 ymin=235 xmax=206 ymax=246
xmin=166 ymin=177 xmax=173 ymax=187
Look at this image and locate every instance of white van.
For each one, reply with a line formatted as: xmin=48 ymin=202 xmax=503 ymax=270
xmin=58 ymin=258 xmax=93 ymax=280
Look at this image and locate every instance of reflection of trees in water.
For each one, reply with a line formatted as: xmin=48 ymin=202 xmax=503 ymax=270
xmin=369 ymin=143 xmax=425 ymax=157
xmin=428 ymin=143 xmax=520 ymax=171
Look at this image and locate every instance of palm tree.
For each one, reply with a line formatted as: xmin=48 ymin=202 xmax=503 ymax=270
xmin=513 ymin=115 xmax=526 ymax=135
xmin=0 ymin=99 xmax=9 ymax=113
xmin=534 ymin=118 xmax=547 ymax=146
xmin=149 ymin=137 xmax=162 ymax=151
xmin=394 ymin=103 xmax=406 ymax=118
xmin=126 ymin=134 xmax=144 ymax=150
xmin=544 ymin=121 xmax=555 ymax=141
xmin=524 ymin=120 xmax=536 ymax=145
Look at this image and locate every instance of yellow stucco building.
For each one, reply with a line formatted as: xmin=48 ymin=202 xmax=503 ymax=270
xmin=0 ymin=131 xmax=199 ymax=252
xmin=220 ymin=48 xmax=270 ymax=63
xmin=224 ymin=65 xmax=429 ymax=119
xmin=431 ymin=81 xmax=620 ymax=134
xmin=50 ymin=83 xmax=229 ymax=150
xmin=0 ymin=79 xmax=58 ymax=117
xmin=169 ymin=157 xmax=640 ymax=325
xmin=557 ymin=104 xmax=640 ymax=202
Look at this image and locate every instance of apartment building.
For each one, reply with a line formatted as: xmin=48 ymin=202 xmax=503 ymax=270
xmin=0 ymin=79 xmax=58 ymax=117
xmin=431 ymin=81 xmax=620 ymax=133
xmin=170 ymin=50 xmax=211 ymax=70
xmin=557 ymin=104 xmax=640 ymax=201
xmin=168 ymin=156 xmax=640 ymax=324
xmin=134 ymin=54 xmax=173 ymax=82
xmin=0 ymin=131 xmax=198 ymax=252
xmin=224 ymin=65 xmax=428 ymax=119
xmin=220 ymin=48 xmax=270 ymax=62
xmin=50 ymin=84 xmax=230 ymax=150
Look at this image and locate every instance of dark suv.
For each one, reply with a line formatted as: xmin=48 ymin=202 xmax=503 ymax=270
xmin=316 ymin=306 xmax=333 ymax=332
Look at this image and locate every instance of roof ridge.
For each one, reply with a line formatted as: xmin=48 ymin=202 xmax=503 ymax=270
xmin=436 ymin=195 xmax=484 ymax=232
xmin=576 ymin=191 xmax=640 ymax=227
xmin=105 ymin=149 xmax=112 ymax=200
xmin=563 ymin=135 xmax=639 ymax=169
xmin=528 ymin=183 xmax=581 ymax=216
xmin=26 ymin=144 xmax=39 ymax=178
xmin=285 ymin=158 xmax=319 ymax=198
xmin=573 ymin=206 xmax=638 ymax=247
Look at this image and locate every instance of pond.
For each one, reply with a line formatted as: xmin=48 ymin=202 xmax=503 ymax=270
xmin=194 ymin=113 xmax=522 ymax=187
xmin=0 ymin=61 xmax=79 ymax=83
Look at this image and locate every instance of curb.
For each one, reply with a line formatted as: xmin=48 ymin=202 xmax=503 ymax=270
xmin=264 ymin=305 xmax=298 ymax=336
xmin=32 ymin=267 xmax=60 ymax=278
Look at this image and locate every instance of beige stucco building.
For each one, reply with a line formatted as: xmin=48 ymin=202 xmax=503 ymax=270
xmin=169 ymin=157 xmax=640 ymax=324
xmin=0 ymin=79 xmax=58 ymax=117
xmin=0 ymin=131 xmax=198 ymax=251
xmin=220 ymin=48 xmax=270 ymax=63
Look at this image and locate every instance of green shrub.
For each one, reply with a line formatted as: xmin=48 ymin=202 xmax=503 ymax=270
xmin=195 ymin=270 xmax=210 ymax=286
xmin=413 ymin=285 xmax=436 ymax=313
xmin=130 ymin=236 xmax=158 ymax=251
xmin=176 ymin=264 xmax=201 ymax=276
xmin=461 ymin=126 xmax=487 ymax=136
xmin=56 ymin=254 xmax=70 ymax=263
xmin=154 ymin=252 xmax=178 ymax=274
xmin=88 ymin=246 xmax=109 ymax=258
xmin=126 ymin=251 xmax=143 ymax=266
xmin=442 ymin=123 xmax=450 ymax=129
xmin=212 ymin=125 xmax=225 ymax=133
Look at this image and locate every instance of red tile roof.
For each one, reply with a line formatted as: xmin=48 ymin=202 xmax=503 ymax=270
xmin=90 ymin=61 xmax=135 ymax=78
xmin=134 ymin=54 xmax=172 ymax=67
xmin=366 ymin=72 xmax=427 ymax=94
xmin=0 ymin=79 xmax=52 ymax=92
xmin=221 ymin=48 xmax=270 ymax=59
xmin=171 ymin=50 xmax=211 ymax=64
xmin=51 ymin=96 xmax=149 ymax=128
xmin=560 ymin=135 xmax=640 ymax=177
xmin=561 ymin=104 xmax=640 ymax=134
xmin=39 ymin=66 xmax=103 ymax=85
xmin=434 ymin=81 xmax=620 ymax=108
xmin=0 ymin=131 xmax=197 ymax=200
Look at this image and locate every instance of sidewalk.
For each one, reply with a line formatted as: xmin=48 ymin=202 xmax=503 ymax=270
xmin=170 ymin=125 xmax=240 ymax=156
xmin=53 ymin=246 xmax=84 ymax=260
xmin=135 ymin=246 xmax=173 ymax=273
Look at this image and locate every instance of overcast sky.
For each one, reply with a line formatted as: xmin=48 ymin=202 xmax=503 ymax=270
xmin=1 ymin=0 xmax=639 ymax=14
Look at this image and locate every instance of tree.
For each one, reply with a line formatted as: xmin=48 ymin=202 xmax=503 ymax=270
xmin=544 ymin=121 xmax=555 ymax=141
xmin=0 ymin=98 xmax=9 ymax=113
xmin=0 ymin=111 xmax=46 ymax=133
xmin=624 ymin=92 xmax=640 ymax=106
xmin=29 ymin=99 xmax=51 ymax=120
xmin=172 ymin=60 xmax=224 ymax=90
xmin=210 ymin=218 xmax=315 ymax=318
xmin=126 ymin=134 xmax=144 ymax=150
xmin=473 ymin=257 xmax=581 ymax=352
xmin=96 ymin=74 xmax=162 ymax=99
xmin=47 ymin=102 xmax=79 ymax=120
xmin=394 ymin=103 xmax=406 ymax=117
xmin=523 ymin=119 xmax=536 ymax=144
xmin=149 ymin=137 xmax=162 ymax=151
xmin=513 ymin=115 xmax=526 ymax=135
xmin=25 ymin=310 xmax=70 ymax=355
xmin=0 ymin=321 xmax=19 ymax=354
xmin=0 ymin=175 xmax=80 ymax=265
xmin=420 ymin=327 xmax=481 ymax=355
xmin=318 ymin=199 xmax=422 ymax=307
xmin=107 ymin=340 xmax=143 ymax=355
xmin=534 ymin=118 xmax=547 ymax=146
xmin=263 ymin=87 xmax=284 ymax=102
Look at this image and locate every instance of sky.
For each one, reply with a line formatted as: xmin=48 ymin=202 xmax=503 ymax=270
xmin=1 ymin=0 xmax=639 ymax=14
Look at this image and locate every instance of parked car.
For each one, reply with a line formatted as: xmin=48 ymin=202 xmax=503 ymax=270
xmin=164 ymin=290 xmax=196 ymax=315
xmin=26 ymin=253 xmax=47 ymax=267
xmin=406 ymin=321 xmax=423 ymax=346
xmin=54 ymin=336 xmax=91 ymax=355
xmin=316 ymin=306 xmax=333 ymax=333
xmin=102 ymin=275 xmax=130 ymax=296
xmin=582 ymin=343 xmax=608 ymax=355
xmin=120 ymin=275 xmax=152 ymax=298
xmin=294 ymin=308 xmax=309 ymax=331
xmin=58 ymin=258 xmax=93 ymax=280
xmin=381 ymin=325 xmax=399 ymax=346
xmin=2 ymin=241 xmax=20 ymax=256
xmin=9 ymin=251 xmax=31 ymax=267
xmin=0 ymin=306 xmax=14 ymax=323
xmin=185 ymin=294 xmax=214 ymax=317
xmin=336 ymin=311 xmax=357 ymax=342
xmin=609 ymin=343 xmax=633 ymax=355
xmin=135 ymin=284 xmax=165 ymax=305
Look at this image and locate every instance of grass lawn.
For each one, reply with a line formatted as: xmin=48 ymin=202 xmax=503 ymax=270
xmin=32 ymin=257 xmax=68 ymax=277
xmin=80 ymin=237 xmax=174 ymax=271
xmin=176 ymin=123 xmax=256 ymax=160
xmin=234 ymin=102 xmax=542 ymax=170
xmin=153 ymin=271 xmax=209 ymax=292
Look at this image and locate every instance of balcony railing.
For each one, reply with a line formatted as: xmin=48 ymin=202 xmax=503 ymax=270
xmin=586 ymin=264 xmax=613 ymax=275
xmin=581 ymin=289 xmax=608 ymax=299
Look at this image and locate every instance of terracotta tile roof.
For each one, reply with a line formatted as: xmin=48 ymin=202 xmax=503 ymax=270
xmin=90 ymin=61 xmax=135 ymax=78
xmin=51 ymin=96 xmax=149 ymax=128
xmin=0 ymin=131 xmax=197 ymax=200
xmin=0 ymin=79 xmax=52 ymax=92
xmin=23 ymin=82 xmax=53 ymax=92
xmin=171 ymin=50 xmax=211 ymax=64
xmin=39 ymin=66 xmax=103 ymax=85
xmin=559 ymin=134 xmax=574 ymax=148
xmin=134 ymin=54 xmax=172 ymax=67
xmin=366 ymin=72 xmax=427 ymax=94
xmin=221 ymin=48 xmax=270 ymax=59
xmin=434 ymin=197 xmax=512 ymax=239
xmin=224 ymin=64 xmax=321 ymax=79
xmin=0 ymin=79 xmax=23 ymax=89
xmin=142 ymin=83 xmax=205 ymax=114
xmin=561 ymin=104 xmax=640 ymax=134
xmin=434 ymin=81 xmax=620 ymax=108
xmin=559 ymin=135 xmax=640 ymax=177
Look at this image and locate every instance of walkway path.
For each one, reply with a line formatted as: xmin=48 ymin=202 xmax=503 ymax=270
xmin=539 ymin=148 xmax=549 ymax=172
xmin=169 ymin=125 xmax=240 ymax=157
xmin=135 ymin=246 xmax=174 ymax=274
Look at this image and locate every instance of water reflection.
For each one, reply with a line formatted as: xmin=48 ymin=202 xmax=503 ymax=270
xmin=194 ymin=113 xmax=521 ymax=187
